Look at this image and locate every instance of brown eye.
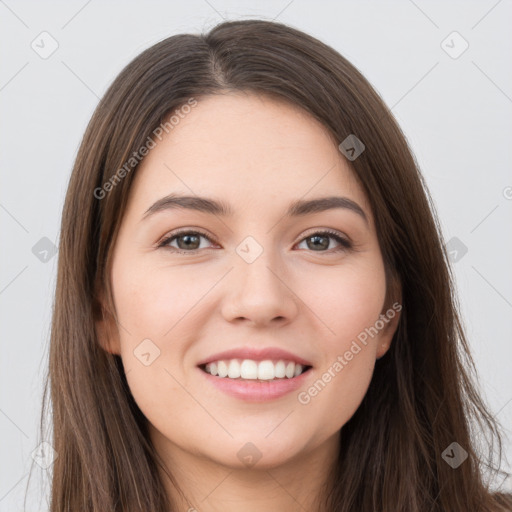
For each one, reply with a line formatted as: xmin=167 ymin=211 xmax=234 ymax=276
xmin=158 ymin=230 xmax=216 ymax=253
xmin=296 ymin=231 xmax=352 ymax=253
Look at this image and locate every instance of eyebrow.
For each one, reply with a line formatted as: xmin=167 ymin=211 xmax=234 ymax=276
xmin=141 ymin=193 xmax=368 ymax=225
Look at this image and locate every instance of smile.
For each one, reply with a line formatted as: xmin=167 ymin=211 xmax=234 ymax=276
xmin=200 ymin=358 xmax=311 ymax=380
xmin=198 ymin=359 xmax=313 ymax=402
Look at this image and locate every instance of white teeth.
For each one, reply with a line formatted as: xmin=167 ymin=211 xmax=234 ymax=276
xmin=240 ymin=359 xmax=258 ymax=379
xmin=227 ymin=359 xmax=241 ymax=379
xmin=217 ymin=361 xmax=228 ymax=378
xmin=274 ymin=360 xmax=286 ymax=378
xmin=203 ymin=359 xmax=307 ymax=380
xmin=258 ymin=360 xmax=275 ymax=380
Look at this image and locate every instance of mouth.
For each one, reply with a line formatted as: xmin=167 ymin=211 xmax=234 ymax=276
xmin=198 ymin=358 xmax=313 ymax=402
xmin=198 ymin=359 xmax=313 ymax=381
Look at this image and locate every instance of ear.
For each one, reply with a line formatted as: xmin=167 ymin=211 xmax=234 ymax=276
xmin=376 ymin=275 xmax=402 ymax=359
xmin=93 ymin=286 xmax=121 ymax=356
xmin=375 ymin=306 xmax=401 ymax=359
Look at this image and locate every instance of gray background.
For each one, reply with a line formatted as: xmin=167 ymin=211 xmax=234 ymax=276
xmin=1 ymin=0 xmax=511 ymax=509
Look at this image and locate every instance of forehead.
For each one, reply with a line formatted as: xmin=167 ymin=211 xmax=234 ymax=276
xmin=126 ymin=92 xmax=370 ymax=221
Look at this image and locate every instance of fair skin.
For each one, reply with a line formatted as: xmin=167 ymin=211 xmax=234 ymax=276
xmin=96 ymin=92 xmax=400 ymax=512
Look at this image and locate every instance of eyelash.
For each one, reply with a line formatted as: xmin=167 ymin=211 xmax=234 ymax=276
xmin=157 ymin=228 xmax=353 ymax=255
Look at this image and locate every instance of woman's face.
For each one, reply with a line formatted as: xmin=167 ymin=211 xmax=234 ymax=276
xmin=97 ymin=92 xmax=400 ymax=470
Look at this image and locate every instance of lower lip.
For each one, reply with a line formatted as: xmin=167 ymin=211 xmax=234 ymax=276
xmin=198 ymin=366 xmax=312 ymax=402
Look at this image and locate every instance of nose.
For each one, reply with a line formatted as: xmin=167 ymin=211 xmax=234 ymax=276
xmin=221 ymin=248 xmax=299 ymax=327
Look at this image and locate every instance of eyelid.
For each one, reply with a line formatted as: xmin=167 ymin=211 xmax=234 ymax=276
xmin=297 ymin=228 xmax=353 ymax=251
xmin=156 ymin=227 xmax=218 ymax=249
xmin=300 ymin=227 xmax=351 ymax=243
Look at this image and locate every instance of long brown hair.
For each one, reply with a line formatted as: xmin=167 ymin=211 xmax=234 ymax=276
xmin=28 ymin=19 xmax=511 ymax=511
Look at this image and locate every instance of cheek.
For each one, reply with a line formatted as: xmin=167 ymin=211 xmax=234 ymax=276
xmin=110 ymin=254 xmax=198 ymax=442
xmin=305 ymin=259 xmax=387 ymax=348
xmin=294 ymin=260 xmax=386 ymax=431
xmin=297 ymin=350 xmax=376 ymax=444
xmin=111 ymin=255 xmax=211 ymax=341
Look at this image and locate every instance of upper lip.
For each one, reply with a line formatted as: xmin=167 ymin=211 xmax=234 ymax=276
xmin=196 ymin=347 xmax=313 ymax=367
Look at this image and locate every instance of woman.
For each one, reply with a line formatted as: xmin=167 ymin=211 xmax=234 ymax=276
xmin=34 ymin=19 xmax=511 ymax=512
